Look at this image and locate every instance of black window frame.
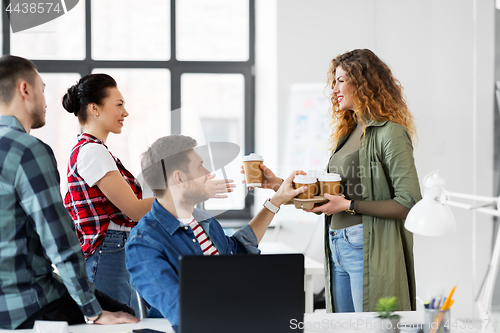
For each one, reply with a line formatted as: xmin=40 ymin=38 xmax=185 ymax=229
xmin=1 ymin=0 xmax=256 ymax=221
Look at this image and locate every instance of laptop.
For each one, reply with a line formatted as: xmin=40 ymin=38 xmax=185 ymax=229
xmin=178 ymin=253 xmax=305 ymax=333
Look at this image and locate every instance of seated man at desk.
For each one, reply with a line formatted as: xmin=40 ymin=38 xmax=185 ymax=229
xmin=125 ymin=134 xmax=305 ymax=332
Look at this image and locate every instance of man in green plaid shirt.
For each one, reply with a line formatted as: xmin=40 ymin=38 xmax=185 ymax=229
xmin=0 ymin=55 xmax=139 ymax=329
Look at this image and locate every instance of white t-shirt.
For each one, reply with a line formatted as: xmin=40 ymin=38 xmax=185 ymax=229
xmin=178 ymin=216 xmax=195 ymax=227
xmin=77 ymin=143 xmax=118 ymax=187
xmin=77 ymin=143 xmax=130 ymax=231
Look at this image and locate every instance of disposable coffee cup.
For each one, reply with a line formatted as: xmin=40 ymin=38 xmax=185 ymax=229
xmin=318 ymin=173 xmax=342 ymax=196
xmin=293 ymin=175 xmax=317 ymax=199
xmin=243 ymin=153 xmax=264 ymax=187
xmin=307 ymin=170 xmax=325 ymax=196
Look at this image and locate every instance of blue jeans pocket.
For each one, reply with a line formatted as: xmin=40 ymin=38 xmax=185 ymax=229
xmin=100 ymin=236 xmax=126 ymax=255
xmin=84 ymin=230 xmax=138 ymax=313
xmin=345 ymin=225 xmax=363 ymax=249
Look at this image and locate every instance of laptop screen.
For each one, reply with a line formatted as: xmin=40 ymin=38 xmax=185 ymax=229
xmin=179 ymin=253 xmax=305 ymax=333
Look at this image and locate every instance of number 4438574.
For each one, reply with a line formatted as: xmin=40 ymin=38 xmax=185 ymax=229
xmin=443 ymin=319 xmax=499 ymax=330
xmin=5 ymin=3 xmax=62 ymax=14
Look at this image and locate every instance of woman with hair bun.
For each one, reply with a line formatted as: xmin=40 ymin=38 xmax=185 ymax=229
xmin=63 ymin=74 xmax=235 ymax=315
xmin=62 ymin=74 xmax=153 ymax=314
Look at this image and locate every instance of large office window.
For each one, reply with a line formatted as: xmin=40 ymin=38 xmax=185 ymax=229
xmin=2 ymin=0 xmax=255 ymax=219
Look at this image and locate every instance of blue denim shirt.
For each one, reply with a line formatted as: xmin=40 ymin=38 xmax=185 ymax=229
xmin=125 ymin=199 xmax=260 ymax=332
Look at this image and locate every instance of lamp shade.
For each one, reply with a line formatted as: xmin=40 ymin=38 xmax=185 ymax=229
xmin=405 ymin=197 xmax=457 ymax=237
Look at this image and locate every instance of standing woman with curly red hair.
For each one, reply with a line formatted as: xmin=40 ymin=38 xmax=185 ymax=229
xmin=241 ymin=49 xmax=421 ymax=313
xmin=310 ymin=49 xmax=422 ymax=313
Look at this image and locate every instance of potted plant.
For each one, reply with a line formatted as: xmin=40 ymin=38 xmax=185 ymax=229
xmin=376 ymin=297 xmax=401 ymax=333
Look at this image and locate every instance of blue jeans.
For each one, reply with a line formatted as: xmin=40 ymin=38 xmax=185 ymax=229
xmin=86 ymin=230 xmax=139 ymax=315
xmin=328 ymin=223 xmax=364 ymax=312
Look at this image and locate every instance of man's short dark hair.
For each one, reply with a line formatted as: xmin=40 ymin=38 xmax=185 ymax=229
xmin=0 ymin=55 xmax=37 ymax=105
xmin=141 ymin=135 xmax=197 ymax=197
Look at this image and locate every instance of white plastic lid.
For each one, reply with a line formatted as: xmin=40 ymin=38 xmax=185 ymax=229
xmin=293 ymin=175 xmax=317 ymax=184
xmin=243 ymin=153 xmax=264 ymax=162
xmin=318 ymin=173 xmax=342 ymax=182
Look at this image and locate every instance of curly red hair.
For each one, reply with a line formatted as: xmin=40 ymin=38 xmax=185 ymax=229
xmin=326 ymin=49 xmax=417 ymax=150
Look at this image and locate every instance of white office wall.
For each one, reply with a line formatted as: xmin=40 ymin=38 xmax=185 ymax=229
xmin=256 ymin=0 xmax=495 ymax=317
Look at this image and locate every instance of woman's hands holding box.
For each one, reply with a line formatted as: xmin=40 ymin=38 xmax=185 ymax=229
xmin=305 ymin=193 xmax=351 ymax=216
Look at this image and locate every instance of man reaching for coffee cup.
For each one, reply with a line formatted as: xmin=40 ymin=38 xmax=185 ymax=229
xmin=125 ymin=135 xmax=307 ymax=332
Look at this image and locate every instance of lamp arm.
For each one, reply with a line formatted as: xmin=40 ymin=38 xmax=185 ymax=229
xmin=444 ymin=190 xmax=500 ymax=217
xmin=443 ymin=190 xmax=500 ymax=320
xmin=445 ymin=190 xmax=499 ymax=203
xmin=445 ymin=201 xmax=500 ymax=217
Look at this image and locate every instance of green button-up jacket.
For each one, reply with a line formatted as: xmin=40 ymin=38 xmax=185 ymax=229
xmin=324 ymin=120 xmax=422 ymax=312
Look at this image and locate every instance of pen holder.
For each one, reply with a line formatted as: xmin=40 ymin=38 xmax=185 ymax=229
xmin=424 ymin=309 xmax=450 ymax=333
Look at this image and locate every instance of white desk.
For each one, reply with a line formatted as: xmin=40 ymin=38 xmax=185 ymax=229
xmin=259 ymin=241 xmax=324 ymax=313
xmin=4 ymin=311 xmax=485 ymax=333
xmin=302 ymin=311 xmax=486 ymax=333
xmin=0 ymin=318 xmax=174 ymax=333
xmin=302 ymin=311 xmax=424 ymax=332
xmin=72 ymin=319 xmax=174 ymax=333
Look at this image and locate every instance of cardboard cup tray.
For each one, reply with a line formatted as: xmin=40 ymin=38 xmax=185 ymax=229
xmin=284 ymin=196 xmax=329 ymax=210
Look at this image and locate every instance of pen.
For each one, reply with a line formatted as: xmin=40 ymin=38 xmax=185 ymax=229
xmin=441 ymin=286 xmax=456 ymax=310
xmin=429 ymin=286 xmax=457 ymax=333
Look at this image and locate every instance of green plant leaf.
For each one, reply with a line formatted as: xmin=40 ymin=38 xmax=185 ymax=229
xmin=375 ymin=297 xmax=399 ymax=319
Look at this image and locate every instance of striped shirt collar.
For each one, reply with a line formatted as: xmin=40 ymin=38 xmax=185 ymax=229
xmin=178 ymin=216 xmax=195 ymax=226
xmin=150 ymin=199 xmax=212 ymax=236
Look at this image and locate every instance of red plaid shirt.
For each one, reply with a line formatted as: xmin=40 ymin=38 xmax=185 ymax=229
xmin=64 ymin=133 xmax=142 ymax=258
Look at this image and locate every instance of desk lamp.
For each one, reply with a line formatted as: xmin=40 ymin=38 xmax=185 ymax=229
xmin=405 ymin=171 xmax=500 ymax=322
